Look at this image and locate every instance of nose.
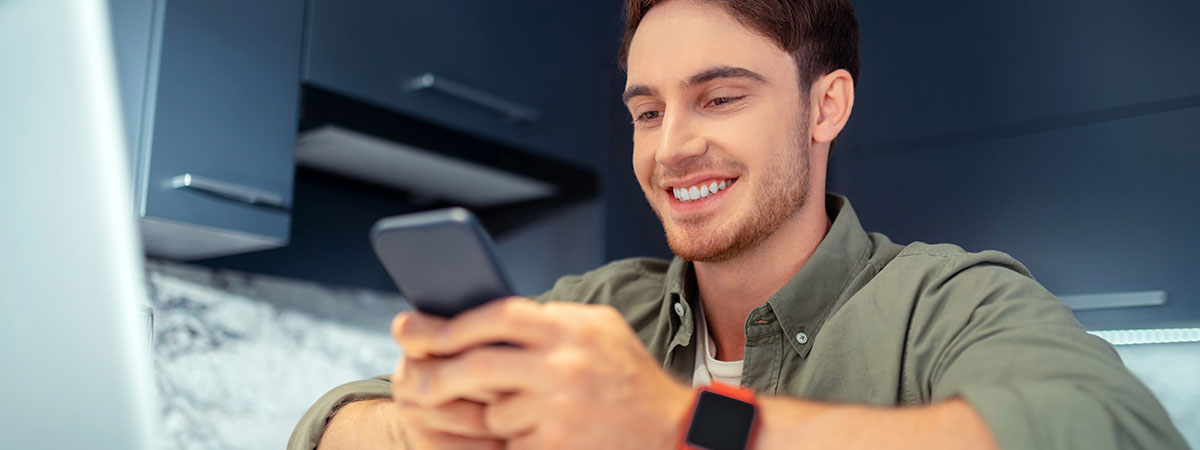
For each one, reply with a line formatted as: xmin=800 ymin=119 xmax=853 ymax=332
xmin=655 ymin=108 xmax=707 ymax=167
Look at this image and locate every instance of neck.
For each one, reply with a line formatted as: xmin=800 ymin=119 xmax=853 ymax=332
xmin=693 ymin=193 xmax=830 ymax=361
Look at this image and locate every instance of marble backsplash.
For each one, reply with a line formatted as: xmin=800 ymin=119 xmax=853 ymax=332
xmin=146 ymin=259 xmax=402 ymax=450
xmin=146 ymin=258 xmax=1198 ymax=449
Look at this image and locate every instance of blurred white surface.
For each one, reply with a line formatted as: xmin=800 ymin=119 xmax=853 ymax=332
xmin=1115 ymin=342 xmax=1200 ymax=448
xmin=0 ymin=0 xmax=157 ymax=448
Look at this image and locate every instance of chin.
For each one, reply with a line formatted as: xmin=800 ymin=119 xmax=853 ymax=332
xmin=663 ymin=222 xmax=742 ymax=262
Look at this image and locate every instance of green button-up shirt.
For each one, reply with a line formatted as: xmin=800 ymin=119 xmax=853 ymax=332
xmin=289 ymin=194 xmax=1186 ymax=450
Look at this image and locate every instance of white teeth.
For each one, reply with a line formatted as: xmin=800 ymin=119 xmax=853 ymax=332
xmin=674 ymin=178 xmax=736 ymax=202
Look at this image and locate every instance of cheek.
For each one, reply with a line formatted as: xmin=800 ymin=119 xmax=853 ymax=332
xmin=631 ymin=137 xmax=656 ymax=190
xmin=705 ymin=102 xmax=799 ymax=169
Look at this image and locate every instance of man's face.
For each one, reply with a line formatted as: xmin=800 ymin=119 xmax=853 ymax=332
xmin=624 ymin=0 xmax=813 ymax=262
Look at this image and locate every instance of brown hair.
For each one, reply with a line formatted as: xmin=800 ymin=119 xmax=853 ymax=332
xmin=619 ymin=0 xmax=860 ymax=88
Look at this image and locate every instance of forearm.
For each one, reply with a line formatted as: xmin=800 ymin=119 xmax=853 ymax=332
xmin=317 ymin=399 xmax=407 ymax=450
xmin=754 ymin=397 xmax=996 ymax=450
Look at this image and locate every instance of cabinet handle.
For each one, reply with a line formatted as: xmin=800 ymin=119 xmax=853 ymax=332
xmin=403 ymin=73 xmax=540 ymax=124
xmin=1059 ymin=290 xmax=1167 ymax=311
xmin=169 ymin=173 xmax=289 ymax=210
xmin=140 ymin=305 xmax=154 ymax=350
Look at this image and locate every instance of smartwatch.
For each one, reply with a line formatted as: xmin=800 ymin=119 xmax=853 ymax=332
xmin=678 ymin=382 xmax=760 ymax=450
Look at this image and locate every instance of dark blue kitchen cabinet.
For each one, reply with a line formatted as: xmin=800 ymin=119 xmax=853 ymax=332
xmin=832 ymin=0 xmax=1200 ymax=330
xmin=844 ymin=0 xmax=1200 ymax=156
xmin=110 ymin=0 xmax=306 ymax=259
xmin=840 ymin=106 xmax=1200 ymax=330
xmin=302 ymin=0 xmax=608 ymax=169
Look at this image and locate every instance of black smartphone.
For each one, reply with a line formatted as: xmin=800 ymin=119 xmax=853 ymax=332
xmin=369 ymin=207 xmax=516 ymax=317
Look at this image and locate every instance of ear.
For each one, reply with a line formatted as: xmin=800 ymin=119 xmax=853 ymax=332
xmin=808 ymin=69 xmax=855 ymax=144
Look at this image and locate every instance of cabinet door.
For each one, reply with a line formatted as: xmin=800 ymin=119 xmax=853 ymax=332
xmin=303 ymin=0 xmax=605 ymax=168
xmin=107 ymin=0 xmax=155 ymax=172
xmin=841 ymin=106 xmax=1200 ymax=330
xmin=835 ymin=0 xmax=1200 ymax=330
xmin=845 ymin=0 xmax=1200 ymax=155
xmin=135 ymin=0 xmax=305 ymax=259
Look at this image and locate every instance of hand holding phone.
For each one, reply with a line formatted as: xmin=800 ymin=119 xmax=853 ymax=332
xmin=370 ymin=207 xmax=515 ymax=317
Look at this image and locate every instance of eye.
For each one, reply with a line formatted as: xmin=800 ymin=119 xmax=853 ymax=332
xmin=707 ymin=96 xmax=745 ymax=107
xmin=634 ymin=110 xmax=662 ymax=123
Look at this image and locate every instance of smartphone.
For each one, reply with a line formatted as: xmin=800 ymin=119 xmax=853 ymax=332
xmin=370 ymin=207 xmax=515 ymax=317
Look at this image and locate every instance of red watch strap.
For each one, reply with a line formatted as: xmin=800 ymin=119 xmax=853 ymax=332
xmin=677 ymin=382 xmax=759 ymax=450
xmin=704 ymin=381 xmax=756 ymax=403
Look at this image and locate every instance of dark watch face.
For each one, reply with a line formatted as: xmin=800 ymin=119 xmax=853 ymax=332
xmin=685 ymin=391 xmax=757 ymax=450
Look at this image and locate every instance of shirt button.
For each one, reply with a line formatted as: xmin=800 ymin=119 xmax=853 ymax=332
xmin=674 ymin=302 xmax=685 ymax=317
xmin=795 ymin=332 xmax=809 ymax=345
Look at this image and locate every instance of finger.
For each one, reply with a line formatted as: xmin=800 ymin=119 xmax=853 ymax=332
xmin=430 ymin=297 xmax=558 ymax=355
xmin=459 ymin=390 xmax=503 ymax=405
xmin=392 ymin=355 xmax=438 ymax=403
xmin=403 ymin=426 xmax=505 ymax=450
xmin=484 ymin=392 xmax=541 ymax=437
xmin=392 ymin=311 xmax=451 ymax=358
xmin=401 ymin=399 xmax=501 ymax=440
xmin=410 ymin=346 xmax=541 ymax=407
xmin=505 ymin=428 xmax=563 ymax=450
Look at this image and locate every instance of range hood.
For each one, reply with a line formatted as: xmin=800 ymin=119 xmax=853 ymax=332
xmin=295 ymin=86 xmax=596 ymax=211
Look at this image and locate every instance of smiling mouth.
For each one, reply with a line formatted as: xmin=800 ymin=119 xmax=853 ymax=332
xmin=669 ymin=178 xmax=738 ymax=203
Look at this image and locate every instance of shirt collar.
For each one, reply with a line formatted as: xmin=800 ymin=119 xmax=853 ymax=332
xmin=662 ymin=193 xmax=875 ymax=359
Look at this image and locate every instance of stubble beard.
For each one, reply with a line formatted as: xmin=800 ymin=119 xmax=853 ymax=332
xmin=651 ymin=122 xmax=812 ymax=263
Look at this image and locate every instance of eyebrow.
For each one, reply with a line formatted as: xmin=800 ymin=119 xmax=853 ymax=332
xmin=621 ymin=85 xmax=657 ymax=105
xmin=621 ymin=65 xmax=769 ymax=104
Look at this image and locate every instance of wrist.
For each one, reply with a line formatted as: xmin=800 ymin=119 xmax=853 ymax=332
xmin=677 ymin=383 xmax=761 ymax=450
xmin=318 ymin=399 xmax=402 ymax=450
xmin=659 ymin=382 xmax=697 ymax=450
xmin=369 ymin=400 xmax=408 ymax=447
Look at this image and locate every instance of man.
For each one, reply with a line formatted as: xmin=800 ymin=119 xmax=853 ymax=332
xmin=290 ymin=0 xmax=1187 ymax=448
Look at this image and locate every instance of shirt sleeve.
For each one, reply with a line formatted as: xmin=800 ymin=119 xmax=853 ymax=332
xmin=286 ymin=375 xmax=393 ymax=450
xmin=910 ymin=251 xmax=1187 ymax=450
xmin=285 ymin=287 xmax=573 ymax=449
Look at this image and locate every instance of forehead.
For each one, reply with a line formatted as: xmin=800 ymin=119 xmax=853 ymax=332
xmin=625 ymin=0 xmax=795 ymax=90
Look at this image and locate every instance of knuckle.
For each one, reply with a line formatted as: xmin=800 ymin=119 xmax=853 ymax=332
xmin=542 ymin=301 xmax=571 ymax=318
xmin=390 ymin=313 xmax=409 ymax=342
xmin=544 ymin=351 xmax=587 ymax=379
xmin=417 ymin=369 xmax=444 ymax=407
xmin=397 ymin=358 xmax=440 ymax=406
xmin=547 ymin=392 xmax=574 ymax=412
xmin=600 ymin=304 xmax=625 ymax=322
xmin=497 ymin=298 xmax=525 ymax=321
xmin=583 ymin=303 xmax=621 ymax=327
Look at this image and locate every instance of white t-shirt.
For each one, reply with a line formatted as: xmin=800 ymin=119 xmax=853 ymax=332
xmin=691 ymin=302 xmax=744 ymax=387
